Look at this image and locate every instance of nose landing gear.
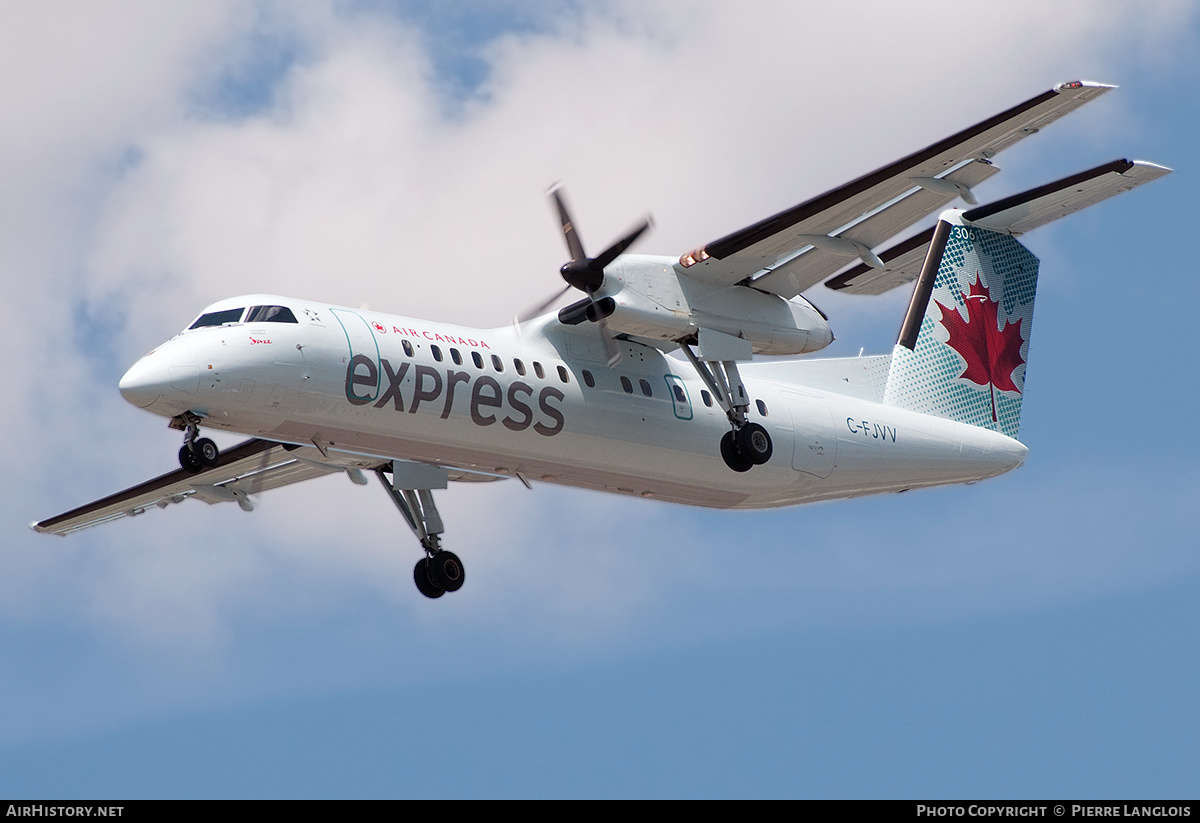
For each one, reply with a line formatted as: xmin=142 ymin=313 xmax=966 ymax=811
xmin=171 ymin=412 xmax=220 ymax=473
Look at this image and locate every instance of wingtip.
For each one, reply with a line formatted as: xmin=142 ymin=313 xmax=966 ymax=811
xmin=1055 ymin=80 xmax=1117 ymax=93
xmin=1129 ymin=159 xmax=1173 ymax=174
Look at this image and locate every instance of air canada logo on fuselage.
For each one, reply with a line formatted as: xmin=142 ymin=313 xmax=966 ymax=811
xmin=344 ymin=356 xmax=565 ymax=437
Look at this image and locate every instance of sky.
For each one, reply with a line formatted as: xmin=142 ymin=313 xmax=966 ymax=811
xmin=1 ymin=0 xmax=1198 ymax=799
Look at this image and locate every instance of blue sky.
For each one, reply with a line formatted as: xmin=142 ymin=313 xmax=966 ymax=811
xmin=2 ymin=1 xmax=1198 ymax=798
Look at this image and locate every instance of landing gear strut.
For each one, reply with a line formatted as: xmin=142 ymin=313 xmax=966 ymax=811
xmin=170 ymin=412 xmax=219 ymax=473
xmin=681 ymin=344 xmax=773 ymax=472
xmin=376 ymin=469 xmax=465 ymax=599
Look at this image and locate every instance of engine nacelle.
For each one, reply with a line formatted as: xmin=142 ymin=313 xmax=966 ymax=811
xmin=591 ymin=255 xmax=833 ymax=355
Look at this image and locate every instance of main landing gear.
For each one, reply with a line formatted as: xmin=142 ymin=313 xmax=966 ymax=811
xmin=375 ymin=468 xmax=465 ymax=599
xmin=720 ymin=423 xmax=773 ymax=472
xmin=171 ymin=412 xmax=219 ymax=473
xmin=681 ymin=345 xmax=773 ymax=473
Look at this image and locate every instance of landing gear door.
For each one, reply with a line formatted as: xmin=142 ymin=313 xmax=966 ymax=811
xmin=785 ymin=391 xmax=837 ymax=478
xmin=663 ymin=375 xmax=693 ymax=420
xmin=331 ymin=309 xmax=381 ymax=404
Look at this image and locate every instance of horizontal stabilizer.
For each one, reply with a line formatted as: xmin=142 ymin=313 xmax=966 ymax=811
xmin=826 ymin=158 xmax=1171 ymax=295
xmin=961 ymin=158 xmax=1170 ymax=234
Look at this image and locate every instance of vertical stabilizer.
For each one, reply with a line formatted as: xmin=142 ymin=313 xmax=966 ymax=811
xmin=883 ymin=212 xmax=1038 ymax=439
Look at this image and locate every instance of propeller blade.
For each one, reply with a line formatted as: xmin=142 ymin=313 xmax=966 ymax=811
xmin=516 ymin=284 xmax=572 ymax=324
xmin=597 ymin=309 xmax=622 ymax=368
xmin=550 ymin=187 xmax=587 ymax=263
xmin=591 ymin=217 xmax=652 ymax=271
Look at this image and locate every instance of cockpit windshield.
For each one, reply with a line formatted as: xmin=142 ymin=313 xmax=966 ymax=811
xmin=188 ymin=308 xmax=245 ymax=329
xmin=186 ymin=303 xmax=299 ymax=331
xmin=246 ymin=305 xmax=298 ymax=323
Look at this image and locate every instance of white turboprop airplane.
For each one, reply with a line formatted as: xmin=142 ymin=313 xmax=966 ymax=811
xmin=35 ymin=81 xmax=1169 ymax=599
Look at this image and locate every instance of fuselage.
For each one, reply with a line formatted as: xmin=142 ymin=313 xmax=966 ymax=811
xmin=118 ymin=294 xmax=1026 ymax=509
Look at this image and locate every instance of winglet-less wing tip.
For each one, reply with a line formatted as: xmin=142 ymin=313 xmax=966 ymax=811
xmin=1055 ymin=80 xmax=1116 ymax=93
xmin=1128 ymin=159 xmax=1173 ymax=174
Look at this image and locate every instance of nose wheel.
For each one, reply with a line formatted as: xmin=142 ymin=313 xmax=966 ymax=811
xmin=172 ymin=413 xmax=220 ymax=473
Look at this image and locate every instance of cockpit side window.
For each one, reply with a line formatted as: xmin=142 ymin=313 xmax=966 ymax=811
xmin=246 ymin=305 xmax=298 ymax=324
xmin=188 ymin=308 xmax=245 ymax=329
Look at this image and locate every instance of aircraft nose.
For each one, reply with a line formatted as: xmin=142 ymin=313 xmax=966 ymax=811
xmin=118 ymin=354 xmax=168 ymax=408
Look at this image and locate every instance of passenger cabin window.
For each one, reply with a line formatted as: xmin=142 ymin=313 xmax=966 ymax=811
xmin=557 ymin=365 xmax=569 ymax=384
xmin=701 ymin=390 xmax=713 ymax=407
xmin=582 ymin=370 xmax=595 ymax=388
xmin=514 ymin=359 xmax=526 ymax=376
xmin=756 ymin=399 xmax=768 ymax=417
xmin=451 ymin=348 xmax=462 ymax=365
xmin=639 ymin=379 xmax=652 ymax=397
xmin=189 ymin=308 xmax=244 ymax=329
xmin=431 ymin=345 xmax=443 ymax=362
xmin=245 ymin=305 xmax=298 ymax=323
xmin=673 ymin=385 xmax=686 ymax=403
xmin=533 ymin=362 xmax=545 ymax=380
xmin=491 ymin=355 xmax=504 ymax=373
xmin=621 ymin=376 xmax=633 ymax=394
xmin=402 ymin=340 xmax=414 ymax=357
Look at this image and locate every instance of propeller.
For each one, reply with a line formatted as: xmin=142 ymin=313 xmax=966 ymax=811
xmin=515 ymin=283 xmax=573 ymax=325
xmin=552 ymin=188 xmax=651 ymax=293
xmin=521 ymin=185 xmax=652 ymax=367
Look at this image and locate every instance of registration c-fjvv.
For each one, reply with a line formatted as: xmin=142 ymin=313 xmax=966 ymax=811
xmin=35 ymin=81 xmax=1170 ymax=599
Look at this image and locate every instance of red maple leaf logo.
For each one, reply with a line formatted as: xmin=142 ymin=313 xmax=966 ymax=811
xmin=935 ymin=275 xmax=1026 ymax=422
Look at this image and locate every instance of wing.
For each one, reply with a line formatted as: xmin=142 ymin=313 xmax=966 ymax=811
xmin=675 ymin=81 xmax=1113 ymax=297
xmin=32 ymin=438 xmax=507 ymax=536
xmin=825 ymin=158 xmax=1172 ymax=295
xmin=32 ymin=439 xmax=381 ymax=535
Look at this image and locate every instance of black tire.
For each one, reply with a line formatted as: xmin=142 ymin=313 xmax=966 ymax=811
xmin=428 ymin=551 xmax=465 ymax=592
xmin=736 ymin=423 xmax=773 ymax=465
xmin=414 ymin=559 xmax=445 ymax=599
xmin=720 ymin=431 xmax=753 ymax=472
xmin=193 ymin=437 xmax=220 ymax=467
xmin=179 ymin=445 xmax=203 ymax=473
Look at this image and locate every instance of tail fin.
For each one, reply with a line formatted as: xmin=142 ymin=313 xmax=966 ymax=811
xmin=883 ymin=213 xmax=1037 ymax=438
